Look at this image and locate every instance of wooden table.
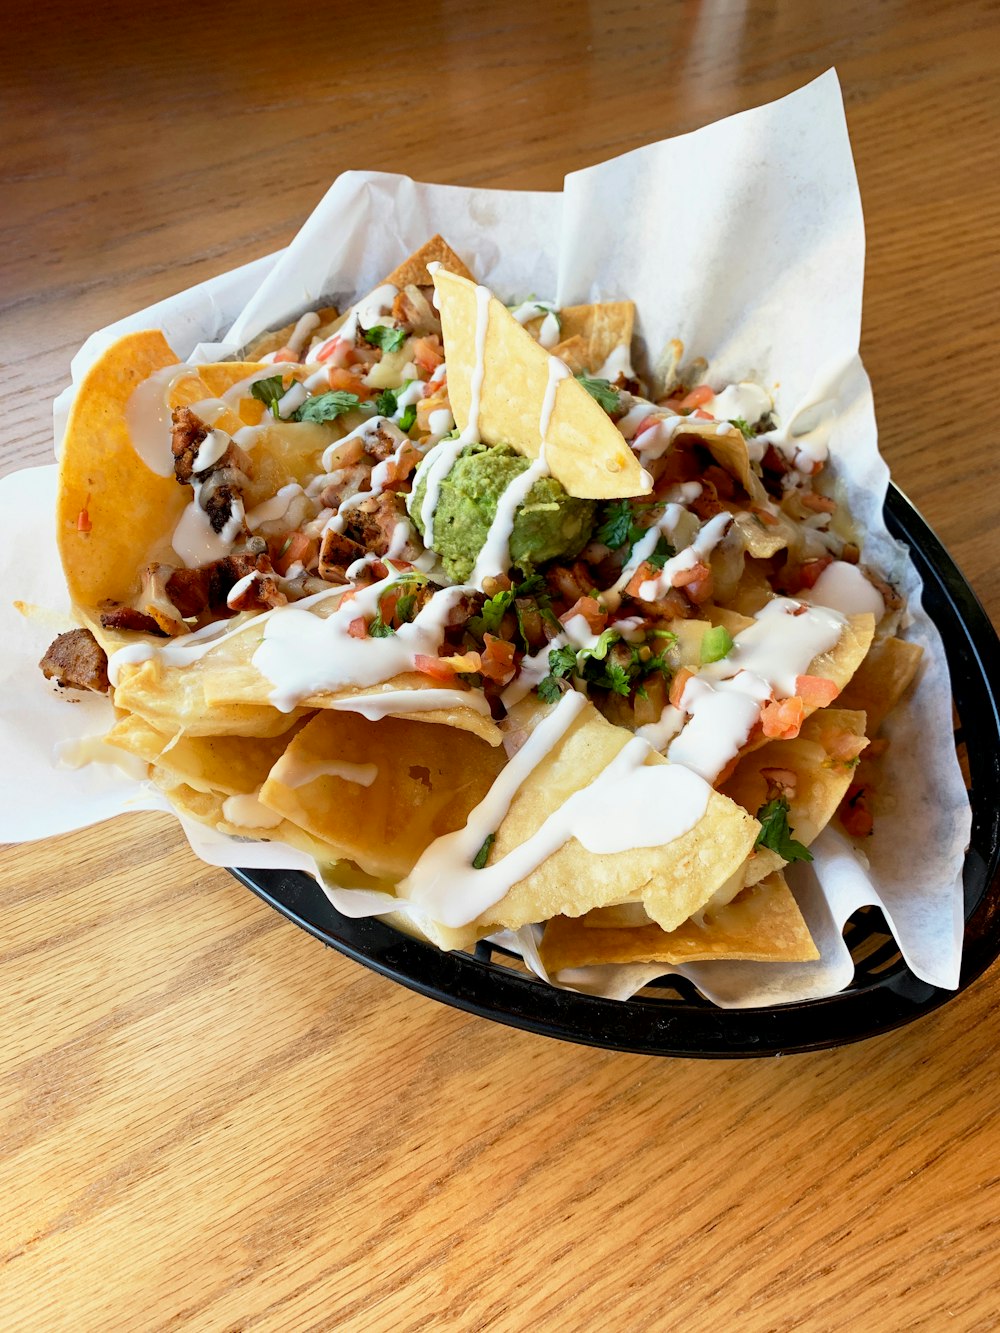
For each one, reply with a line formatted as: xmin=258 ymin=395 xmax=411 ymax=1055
xmin=3 ymin=2 xmax=999 ymax=1328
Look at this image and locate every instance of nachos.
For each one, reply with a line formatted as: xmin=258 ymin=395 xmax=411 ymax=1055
xmin=39 ymin=236 xmax=923 ymax=977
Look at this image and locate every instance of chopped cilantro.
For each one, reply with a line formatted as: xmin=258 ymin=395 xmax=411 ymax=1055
xmin=595 ymin=499 xmax=635 ymax=550
xmin=469 ymin=575 xmax=549 ymax=643
xmin=699 ymin=625 xmax=734 ymax=665
xmin=754 ymin=796 xmax=813 ymax=863
xmin=250 ymin=374 xmax=286 ymax=417
xmin=363 ymin=325 xmax=407 ymax=353
xmin=398 ymin=403 xmax=417 ymax=432
xmin=729 ymin=417 xmax=753 ymax=439
xmin=645 ymin=535 xmax=675 ymax=570
xmin=367 ymin=617 xmax=395 ymax=639
xmin=472 ymin=832 xmax=495 ymax=869
xmin=547 ymin=643 xmax=580 ymax=678
xmin=374 ymin=386 xmax=400 ymax=416
xmin=395 ymin=593 xmax=418 ymax=624
xmin=292 ymin=391 xmax=362 ymax=424
xmin=575 ymin=375 xmax=621 ymax=413
xmin=536 ymin=675 xmax=564 ymax=705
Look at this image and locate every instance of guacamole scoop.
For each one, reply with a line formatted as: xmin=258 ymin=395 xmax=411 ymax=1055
xmin=409 ymin=442 xmax=596 ymax=583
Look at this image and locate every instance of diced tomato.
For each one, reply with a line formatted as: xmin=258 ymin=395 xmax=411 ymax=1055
xmin=692 ymin=408 xmax=713 ymax=420
xmin=414 ymin=654 xmax=456 ymax=681
xmin=680 ymin=384 xmax=715 ymax=411
xmin=683 ymin=571 xmax=714 ymax=604
xmin=671 ymin=560 xmax=710 ymax=589
xmin=272 ymin=346 xmax=301 ymax=364
xmin=315 ymin=335 xmax=356 ymax=368
xmin=411 ymin=335 xmax=444 ymax=375
xmin=274 ymin=531 xmax=317 ymax=576
xmin=422 ymin=373 xmax=447 ymax=397
xmin=796 ymin=556 xmax=833 ymax=591
xmin=560 ymin=595 xmax=607 ymax=635
xmin=327 ymin=366 xmax=374 ymax=401
xmin=479 ymin=635 xmax=516 ymax=685
xmin=761 ymin=695 xmax=805 ymax=739
xmin=669 ymin=666 xmax=694 ymax=710
xmin=633 ymin=415 xmax=662 ymax=439
xmin=348 ymin=617 xmax=368 ymax=640
xmin=625 ymin=560 xmax=658 ymax=599
xmin=795 ymin=674 xmax=840 ymax=708
xmin=840 ymin=783 xmax=874 ymax=837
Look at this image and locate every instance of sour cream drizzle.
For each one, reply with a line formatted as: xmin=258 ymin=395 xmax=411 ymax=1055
xmin=401 ymin=691 xmax=711 ymax=928
xmin=637 ymin=510 xmax=733 ymax=602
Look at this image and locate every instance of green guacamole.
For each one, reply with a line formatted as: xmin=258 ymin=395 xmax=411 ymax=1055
xmin=409 ymin=442 xmax=595 ymax=583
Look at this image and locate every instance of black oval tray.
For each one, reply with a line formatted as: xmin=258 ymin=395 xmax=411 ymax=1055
xmin=233 ymin=483 xmax=1000 ymax=1057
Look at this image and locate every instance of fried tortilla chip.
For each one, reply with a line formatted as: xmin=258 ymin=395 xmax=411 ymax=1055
xmin=837 ymin=635 xmax=923 ymax=733
xmin=258 ymin=711 xmax=506 ymax=879
xmin=538 ymin=871 xmax=818 ymax=971
xmin=526 ymin=302 xmax=635 ymax=376
xmin=466 ymin=700 xmax=759 ymax=935
xmin=104 ymin=711 xmax=307 ymax=795
xmin=242 ymin=306 xmax=340 ymax=361
xmin=722 ymin=708 xmax=868 ymax=885
xmin=433 ymin=268 xmax=650 ymax=499
xmin=382 ymin=234 xmax=474 ymax=289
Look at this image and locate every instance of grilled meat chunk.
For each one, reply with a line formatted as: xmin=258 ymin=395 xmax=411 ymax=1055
xmin=39 ymin=629 xmax=110 ymax=693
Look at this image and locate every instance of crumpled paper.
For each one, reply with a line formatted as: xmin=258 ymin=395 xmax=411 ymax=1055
xmin=2 ymin=69 xmax=970 ymax=1005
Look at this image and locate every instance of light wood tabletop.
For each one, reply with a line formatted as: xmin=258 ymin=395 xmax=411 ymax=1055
xmin=3 ymin=2 xmax=999 ymax=1329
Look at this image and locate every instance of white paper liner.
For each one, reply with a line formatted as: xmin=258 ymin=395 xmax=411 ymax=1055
xmin=3 ymin=70 xmax=970 ymax=1006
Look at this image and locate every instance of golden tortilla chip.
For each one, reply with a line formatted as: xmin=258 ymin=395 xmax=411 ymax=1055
xmin=383 ymin=234 xmax=474 ymax=289
xmin=722 ymin=708 xmax=868 ymax=885
xmin=837 ymin=635 xmax=923 ymax=733
xmin=433 ymin=268 xmax=650 ymax=499
xmin=538 ymin=872 xmax=818 ymax=970
xmin=673 ymin=422 xmax=769 ymax=507
xmin=104 ymin=711 xmax=306 ymax=795
xmin=258 ymin=711 xmax=505 ymax=879
xmin=242 ymin=306 xmax=339 ymax=361
xmin=161 ymin=780 xmax=346 ymax=863
xmin=732 ymin=509 xmax=794 ymax=559
xmin=526 ymin=302 xmax=635 ymax=376
xmin=468 ymin=700 xmax=759 ymax=935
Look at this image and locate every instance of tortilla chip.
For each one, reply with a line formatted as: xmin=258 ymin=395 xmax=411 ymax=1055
xmin=258 ymin=711 xmax=505 ymax=879
xmin=732 ymin=509 xmax=794 ymax=559
xmin=808 ymin=613 xmax=876 ymax=696
xmin=161 ymin=780 xmax=346 ymax=862
xmin=58 ymin=331 xmax=183 ymax=610
xmin=469 ymin=700 xmax=759 ymax=935
xmin=433 ymin=269 xmax=650 ymax=499
xmin=526 ymin=302 xmax=635 ymax=376
xmin=242 ymin=306 xmax=339 ymax=361
xmin=383 ymin=234 xmax=474 ymax=289
xmin=548 ymin=335 xmax=589 ymax=374
xmin=538 ymin=872 xmax=818 ymax=970
xmin=104 ymin=711 xmax=307 ymax=795
xmin=721 ymin=708 xmax=868 ymax=885
xmin=837 ymin=635 xmax=923 ymax=733
xmin=673 ymin=422 xmax=769 ymax=506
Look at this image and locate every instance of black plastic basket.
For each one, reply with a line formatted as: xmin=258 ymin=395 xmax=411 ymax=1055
xmin=233 ymin=484 xmax=1000 ymax=1057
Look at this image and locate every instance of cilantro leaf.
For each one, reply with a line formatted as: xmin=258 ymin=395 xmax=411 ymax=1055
xmin=730 ymin=417 xmax=753 ymax=439
xmin=395 ymin=593 xmax=418 ymax=624
xmin=363 ymin=325 xmax=407 ymax=353
xmin=374 ymin=386 xmax=400 ymax=416
xmin=547 ymin=644 xmax=579 ymax=679
xmin=250 ymin=374 xmax=287 ymax=417
xmin=600 ymin=661 xmax=632 ymax=696
xmin=292 ymin=391 xmax=362 ymax=424
xmin=645 ymin=536 xmax=675 ymax=570
xmin=575 ymin=375 xmax=621 ymax=413
xmin=473 ymin=589 xmax=515 ymax=638
xmin=472 ymin=833 xmax=495 ymax=870
xmin=398 ymin=403 xmax=417 ymax=432
xmin=754 ymin=796 xmax=813 ymax=863
xmin=536 ymin=675 xmax=564 ymax=704
xmin=596 ymin=499 xmax=634 ymax=550
xmin=367 ymin=617 xmax=395 ymax=639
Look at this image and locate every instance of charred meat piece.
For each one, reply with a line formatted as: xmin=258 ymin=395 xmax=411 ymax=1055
xmin=99 ymin=605 xmax=169 ymax=636
xmin=165 ymin=552 xmax=284 ymax=616
xmin=39 ymin=628 xmax=111 ymax=692
xmin=362 ymin=420 xmax=409 ymax=463
xmin=171 ymin=406 xmax=208 ymax=484
xmin=341 ymin=492 xmax=411 ymax=556
xmin=318 ymin=529 xmax=366 ymax=583
xmin=390 ymin=284 xmax=441 ymax=337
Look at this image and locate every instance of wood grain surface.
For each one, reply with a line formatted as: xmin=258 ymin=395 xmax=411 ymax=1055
xmin=3 ymin=2 xmax=999 ymax=1329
